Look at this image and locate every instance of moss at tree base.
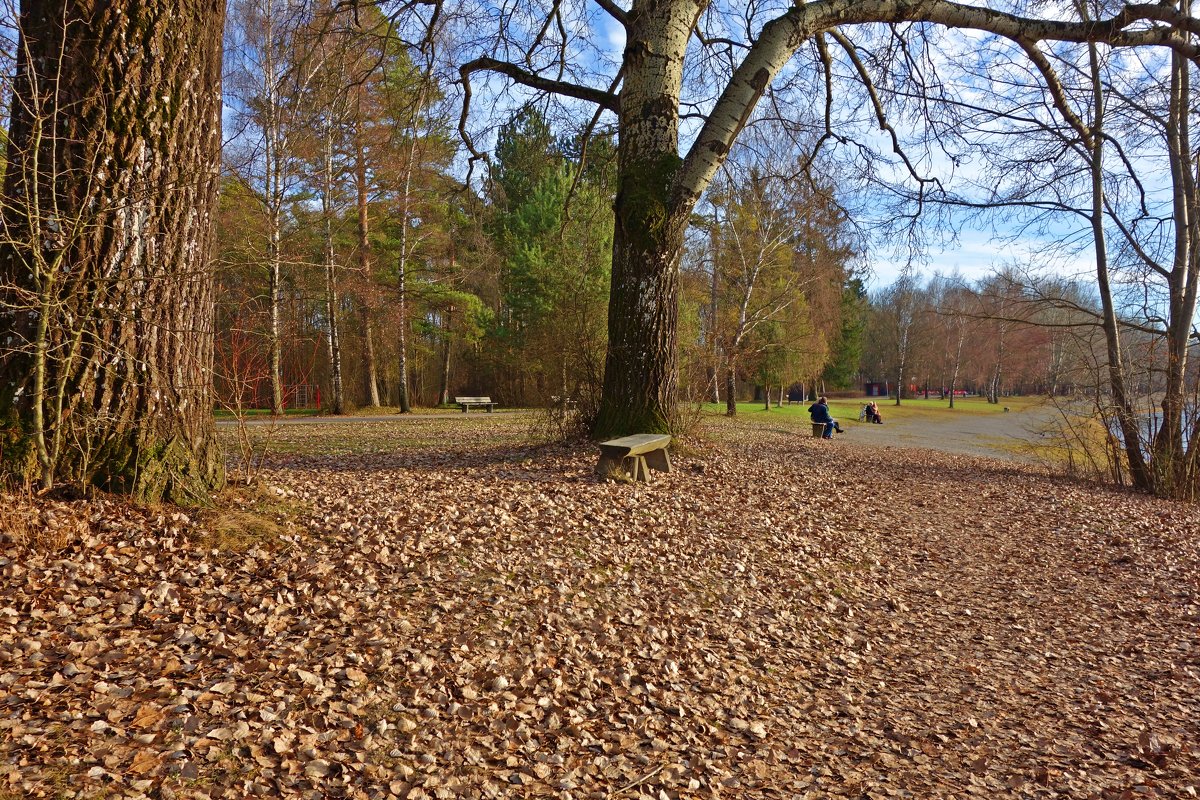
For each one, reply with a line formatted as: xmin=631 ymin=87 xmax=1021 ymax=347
xmin=0 ymin=410 xmax=38 ymax=491
xmin=93 ymin=433 xmax=225 ymax=507
xmin=132 ymin=436 xmax=225 ymax=507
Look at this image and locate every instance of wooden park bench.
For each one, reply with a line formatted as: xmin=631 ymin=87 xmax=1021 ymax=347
xmin=455 ymin=396 xmax=497 ymax=413
xmin=596 ymin=434 xmax=672 ymax=483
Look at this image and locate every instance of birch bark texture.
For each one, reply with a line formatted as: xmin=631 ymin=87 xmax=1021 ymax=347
xmin=0 ymin=0 xmax=226 ymax=503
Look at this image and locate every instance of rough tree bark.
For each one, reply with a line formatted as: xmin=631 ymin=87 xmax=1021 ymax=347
xmin=0 ymin=0 xmax=226 ymax=504
xmin=588 ymin=3 xmax=693 ymax=438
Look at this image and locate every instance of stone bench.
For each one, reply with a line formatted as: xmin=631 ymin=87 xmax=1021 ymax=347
xmin=596 ymin=434 xmax=672 ymax=483
xmin=455 ymin=396 xmax=497 ymax=413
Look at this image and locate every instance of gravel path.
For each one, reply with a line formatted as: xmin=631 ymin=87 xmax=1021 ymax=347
xmin=832 ymin=403 xmax=1060 ymax=462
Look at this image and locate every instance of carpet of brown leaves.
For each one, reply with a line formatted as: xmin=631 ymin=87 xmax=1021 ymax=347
xmin=2 ymin=414 xmax=1198 ymax=799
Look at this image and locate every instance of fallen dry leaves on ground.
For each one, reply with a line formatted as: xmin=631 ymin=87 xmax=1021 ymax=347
xmin=2 ymin=413 xmax=1198 ymax=799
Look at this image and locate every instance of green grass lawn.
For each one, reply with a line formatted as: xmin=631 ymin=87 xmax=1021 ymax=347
xmin=216 ymin=396 xmax=1048 ymax=432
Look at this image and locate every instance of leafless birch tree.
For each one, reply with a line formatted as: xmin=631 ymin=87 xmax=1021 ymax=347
xmin=447 ymin=0 xmax=1200 ymax=437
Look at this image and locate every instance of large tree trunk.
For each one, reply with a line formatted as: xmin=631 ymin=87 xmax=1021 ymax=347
xmin=591 ymin=177 xmax=687 ymax=437
xmin=590 ymin=5 xmax=694 ymax=439
xmin=0 ymin=0 xmax=226 ymax=504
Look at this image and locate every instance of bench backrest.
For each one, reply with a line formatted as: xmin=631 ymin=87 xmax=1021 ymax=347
xmin=455 ymin=396 xmax=493 ymax=403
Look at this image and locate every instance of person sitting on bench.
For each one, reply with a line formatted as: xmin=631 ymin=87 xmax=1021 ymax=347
xmin=865 ymin=401 xmax=883 ymax=424
xmin=808 ymin=395 xmax=844 ymax=439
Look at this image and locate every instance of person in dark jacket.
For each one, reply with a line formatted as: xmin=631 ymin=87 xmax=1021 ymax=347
xmin=808 ymin=395 xmax=844 ymax=439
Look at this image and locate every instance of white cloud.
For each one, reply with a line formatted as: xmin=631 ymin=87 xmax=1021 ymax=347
xmin=867 ymin=228 xmax=1097 ymax=289
xmin=600 ymin=15 xmax=625 ymax=58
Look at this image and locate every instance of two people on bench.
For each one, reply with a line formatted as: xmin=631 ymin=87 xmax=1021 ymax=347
xmin=862 ymin=401 xmax=883 ymax=424
xmin=808 ymin=395 xmax=844 ymax=439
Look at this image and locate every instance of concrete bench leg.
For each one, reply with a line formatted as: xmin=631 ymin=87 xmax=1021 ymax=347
xmin=644 ymin=447 xmax=672 ymax=473
xmin=596 ymin=454 xmax=652 ymax=482
xmin=624 ymin=455 xmax=651 ymax=483
xmin=811 ymin=422 xmax=825 ymax=438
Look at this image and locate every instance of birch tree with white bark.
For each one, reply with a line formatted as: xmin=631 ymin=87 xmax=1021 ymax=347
xmin=444 ymin=0 xmax=1200 ymax=438
xmin=225 ymin=0 xmax=325 ymax=415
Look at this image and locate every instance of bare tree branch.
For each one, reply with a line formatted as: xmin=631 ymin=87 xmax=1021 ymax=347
xmin=674 ymin=0 xmax=1200 ymax=213
xmin=459 ymin=56 xmax=619 ymax=113
xmin=593 ymin=0 xmax=628 ymax=27
xmin=828 ymin=29 xmax=942 ymax=190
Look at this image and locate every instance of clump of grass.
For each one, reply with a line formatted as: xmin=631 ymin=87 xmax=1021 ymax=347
xmin=195 ymin=484 xmax=307 ymax=554
xmin=0 ymin=492 xmax=88 ymax=551
xmin=598 ymin=461 xmax=635 ymax=483
xmin=0 ymin=493 xmax=41 ymax=545
xmin=1026 ymin=405 xmax=1119 ymax=478
xmin=200 ymin=509 xmax=286 ymax=553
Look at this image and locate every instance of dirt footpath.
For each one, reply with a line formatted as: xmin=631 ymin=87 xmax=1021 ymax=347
xmin=835 ymin=403 xmax=1061 ymax=462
